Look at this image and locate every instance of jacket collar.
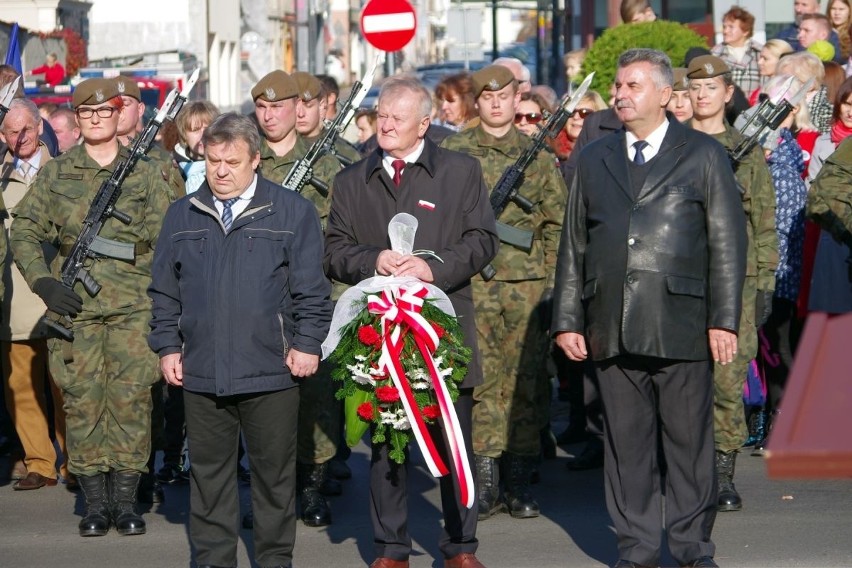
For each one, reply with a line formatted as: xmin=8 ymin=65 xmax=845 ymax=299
xmin=472 ymin=125 xmax=524 ymax=158
xmin=602 ymin=114 xmax=687 ymax=201
xmin=1 ymin=141 xmax=52 ymax=183
xmin=364 ymin=136 xmax=440 ymax=185
xmin=190 ymin=173 xmax=276 ymax=231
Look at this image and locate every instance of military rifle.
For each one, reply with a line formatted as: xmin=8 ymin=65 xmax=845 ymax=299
xmin=730 ymin=76 xmax=814 ymax=165
xmin=282 ymin=58 xmax=379 ymax=197
xmin=0 ymin=76 xmax=22 ymax=128
xmin=480 ymin=72 xmax=595 ymax=281
xmin=42 ymin=69 xmax=200 ymax=341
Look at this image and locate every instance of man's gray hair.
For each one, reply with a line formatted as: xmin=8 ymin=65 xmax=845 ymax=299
xmin=378 ymin=76 xmax=433 ymax=120
xmin=493 ymin=56 xmax=531 ymax=82
xmin=618 ymin=48 xmax=673 ymax=89
xmin=2 ymin=98 xmax=40 ymax=128
xmin=202 ymin=112 xmax=261 ymax=157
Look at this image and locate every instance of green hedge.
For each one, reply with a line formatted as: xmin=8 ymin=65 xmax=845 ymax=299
xmin=582 ymin=20 xmax=709 ymax=97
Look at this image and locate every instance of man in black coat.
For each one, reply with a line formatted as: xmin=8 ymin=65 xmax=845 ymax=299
xmin=552 ymin=49 xmax=747 ymax=568
xmin=324 ymin=76 xmax=498 ymax=568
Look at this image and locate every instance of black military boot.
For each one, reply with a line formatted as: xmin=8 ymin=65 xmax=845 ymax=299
xmin=743 ymin=408 xmax=767 ymax=448
xmin=137 ymin=470 xmax=165 ymax=504
xmin=716 ymin=451 xmax=742 ymax=512
xmin=78 ymin=473 xmax=111 ymax=537
xmin=297 ymin=462 xmax=332 ymax=527
xmin=475 ymin=455 xmax=502 ymax=520
xmin=111 ymin=470 xmax=147 ymax=535
xmin=502 ymin=454 xmax=540 ymax=519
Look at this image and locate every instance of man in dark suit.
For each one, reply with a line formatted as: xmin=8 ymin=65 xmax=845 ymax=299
xmin=551 ymin=48 xmax=747 ymax=568
xmin=324 ymin=76 xmax=498 ymax=568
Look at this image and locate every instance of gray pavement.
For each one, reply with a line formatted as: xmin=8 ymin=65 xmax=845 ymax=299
xmin=2 ymin=412 xmax=852 ymax=567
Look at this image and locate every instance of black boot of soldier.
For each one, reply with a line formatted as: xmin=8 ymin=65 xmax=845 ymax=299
xmin=78 ymin=473 xmax=111 ymax=537
xmin=297 ymin=462 xmax=332 ymax=527
xmin=716 ymin=451 xmax=742 ymax=512
xmin=502 ymin=453 xmax=540 ymax=519
xmin=111 ymin=470 xmax=147 ymax=535
xmin=475 ymin=455 xmax=502 ymax=520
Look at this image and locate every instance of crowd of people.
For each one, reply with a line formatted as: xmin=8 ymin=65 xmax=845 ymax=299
xmin=3 ymin=1 xmax=852 ymax=567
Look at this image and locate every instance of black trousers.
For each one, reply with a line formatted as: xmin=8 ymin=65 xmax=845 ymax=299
xmin=596 ymin=356 xmax=716 ymax=567
xmin=370 ymin=390 xmax=478 ymax=561
xmin=184 ymin=387 xmax=299 ymax=568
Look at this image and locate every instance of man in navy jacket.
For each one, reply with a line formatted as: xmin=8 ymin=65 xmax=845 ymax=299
xmin=148 ymin=112 xmax=332 ymax=568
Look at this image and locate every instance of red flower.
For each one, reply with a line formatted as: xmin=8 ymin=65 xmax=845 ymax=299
xmin=358 ymin=325 xmax=382 ymax=346
xmin=357 ymin=402 xmax=376 ymax=421
xmin=375 ymin=386 xmax=401 ymax=403
xmin=422 ymin=405 xmax=441 ymax=420
xmin=431 ymin=323 xmax=445 ymax=339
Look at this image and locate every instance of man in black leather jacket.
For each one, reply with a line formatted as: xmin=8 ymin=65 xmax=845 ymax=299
xmin=552 ymin=49 xmax=747 ymax=568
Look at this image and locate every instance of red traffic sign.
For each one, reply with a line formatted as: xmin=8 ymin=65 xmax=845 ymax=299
xmin=360 ymin=0 xmax=417 ymax=52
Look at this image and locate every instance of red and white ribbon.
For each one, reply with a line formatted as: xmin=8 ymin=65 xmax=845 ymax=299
xmin=367 ymin=284 xmax=475 ymax=509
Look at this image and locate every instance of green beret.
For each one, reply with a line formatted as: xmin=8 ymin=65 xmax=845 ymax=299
xmin=672 ymin=68 xmax=688 ymax=91
xmin=114 ymin=75 xmax=141 ymax=100
xmin=291 ymin=71 xmax=323 ymax=102
xmin=251 ymin=70 xmax=299 ymax=102
xmin=686 ymin=55 xmax=730 ymax=80
xmin=471 ymin=65 xmax=515 ymax=98
xmin=72 ymin=78 xmax=121 ymax=108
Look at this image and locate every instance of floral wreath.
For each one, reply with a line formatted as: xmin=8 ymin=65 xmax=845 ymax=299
xmin=326 ymin=280 xmax=476 ymax=508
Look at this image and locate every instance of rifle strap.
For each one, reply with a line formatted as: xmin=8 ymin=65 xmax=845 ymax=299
xmin=59 ymin=240 xmax=151 ymax=258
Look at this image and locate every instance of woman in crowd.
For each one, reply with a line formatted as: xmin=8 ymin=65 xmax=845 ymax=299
xmin=712 ymin=6 xmax=763 ymax=95
xmin=753 ymin=39 xmax=794 ymax=104
xmin=434 ymin=72 xmax=476 ymax=131
xmin=173 ymin=100 xmax=219 ymax=194
xmin=355 ymin=108 xmax=376 ymax=145
xmin=515 ymin=91 xmax=551 ymax=138
xmin=828 ymin=0 xmax=852 ymax=61
xmin=778 ymin=51 xmax=833 ymax=134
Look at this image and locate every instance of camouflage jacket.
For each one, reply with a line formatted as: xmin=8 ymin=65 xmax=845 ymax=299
xmin=441 ymin=125 xmax=567 ymax=286
xmin=123 ymin=137 xmax=186 ymax=201
xmin=808 ymin=136 xmax=852 ymax=245
xmin=10 ymin=143 xmax=173 ymax=321
xmin=257 ymin=136 xmax=342 ymax=222
xmin=710 ymin=123 xmax=779 ymax=291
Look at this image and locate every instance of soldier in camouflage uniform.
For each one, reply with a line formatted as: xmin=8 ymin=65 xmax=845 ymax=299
xmin=10 ymin=78 xmax=172 ymax=537
xmin=251 ymin=70 xmax=343 ymax=528
xmin=441 ymin=65 xmax=567 ymax=521
xmin=114 ymin=74 xmax=185 ymax=504
xmin=687 ymin=56 xmax=778 ymax=512
xmin=808 ymin=136 xmax=852 ymax=243
xmin=292 ymin=71 xmax=362 ymax=168
xmin=115 ymin=76 xmax=185 ymax=201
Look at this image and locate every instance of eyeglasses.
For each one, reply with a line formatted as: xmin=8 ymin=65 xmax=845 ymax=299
xmin=514 ymin=112 xmax=543 ymax=124
xmin=75 ymin=107 xmax=118 ymax=119
xmin=572 ymin=108 xmax=594 ymax=119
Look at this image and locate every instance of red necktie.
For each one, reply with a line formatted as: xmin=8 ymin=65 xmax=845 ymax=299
xmin=392 ymin=159 xmax=406 ymax=187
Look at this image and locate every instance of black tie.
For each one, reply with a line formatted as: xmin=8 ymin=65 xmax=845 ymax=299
xmin=632 ymin=140 xmax=649 ymax=165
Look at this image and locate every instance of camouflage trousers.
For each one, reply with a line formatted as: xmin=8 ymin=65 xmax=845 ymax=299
xmin=297 ymin=358 xmax=339 ymax=464
xmin=714 ymin=276 xmax=758 ymax=453
xmin=48 ymin=309 xmax=159 ymax=476
xmin=472 ymin=278 xmax=550 ymax=458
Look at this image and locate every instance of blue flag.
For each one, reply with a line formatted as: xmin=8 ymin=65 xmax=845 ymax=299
xmin=4 ymin=23 xmax=23 ymax=74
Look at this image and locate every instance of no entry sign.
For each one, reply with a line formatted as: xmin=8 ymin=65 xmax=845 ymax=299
xmin=360 ymin=0 xmax=417 ymax=52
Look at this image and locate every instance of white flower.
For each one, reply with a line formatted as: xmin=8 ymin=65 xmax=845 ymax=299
xmin=379 ymin=410 xmax=397 ymax=425
xmin=411 ymin=380 xmax=430 ymax=390
xmin=392 ymin=411 xmax=411 ymax=430
xmin=346 ymin=363 xmax=375 ymax=385
xmin=354 ymin=354 xmax=368 ymax=362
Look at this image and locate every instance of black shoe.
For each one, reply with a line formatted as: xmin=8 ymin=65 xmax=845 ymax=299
xmin=683 ymin=557 xmax=718 ymax=567
xmin=716 ymin=451 xmax=742 ymax=512
xmin=474 ymin=455 xmax=502 ymax=521
xmin=78 ymin=473 xmax=111 ymax=537
xmin=156 ymin=463 xmax=188 ymax=485
xmin=502 ymin=454 xmax=540 ymax=519
xmin=327 ymin=458 xmax=351 ymax=480
xmin=297 ymin=463 xmax=332 ymax=527
xmin=111 ymin=471 xmax=147 ymax=536
xmin=566 ymin=440 xmax=604 ymax=471
xmin=137 ymin=472 xmax=165 ymax=504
